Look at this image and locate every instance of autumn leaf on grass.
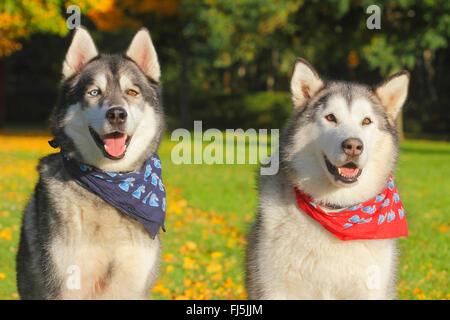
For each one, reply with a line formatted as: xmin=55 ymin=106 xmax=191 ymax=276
xmin=211 ymin=251 xmax=223 ymax=259
xmin=206 ymin=261 xmax=222 ymax=274
xmin=0 ymin=227 xmax=12 ymax=241
xmin=179 ymin=241 xmax=197 ymax=254
xmin=183 ymin=257 xmax=197 ymax=270
xmin=165 ymin=265 xmax=174 ymax=273
xmin=152 ymin=281 xmax=170 ymax=296
xmin=163 ymin=253 xmax=175 ymax=262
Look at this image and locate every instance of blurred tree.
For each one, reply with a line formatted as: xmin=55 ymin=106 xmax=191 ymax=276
xmin=184 ymin=0 xmax=450 ymax=133
xmin=168 ymin=0 xmax=303 ymax=128
xmin=0 ymin=0 xmax=68 ymax=57
xmin=0 ymin=0 xmax=179 ymax=125
xmin=1 ymin=0 xmax=449 ymax=133
xmin=85 ymin=0 xmax=180 ymax=32
xmin=0 ymin=0 xmax=68 ymax=124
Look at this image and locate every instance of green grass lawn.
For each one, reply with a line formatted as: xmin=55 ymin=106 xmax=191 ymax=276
xmin=0 ymin=131 xmax=448 ymax=299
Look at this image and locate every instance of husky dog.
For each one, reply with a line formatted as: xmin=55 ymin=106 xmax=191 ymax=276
xmin=246 ymin=58 xmax=409 ymax=299
xmin=16 ymin=27 xmax=164 ymax=299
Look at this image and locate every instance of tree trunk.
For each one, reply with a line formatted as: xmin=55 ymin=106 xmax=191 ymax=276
xmin=0 ymin=58 xmax=5 ymax=127
xmin=180 ymin=47 xmax=191 ymax=129
xmin=223 ymin=69 xmax=231 ymax=94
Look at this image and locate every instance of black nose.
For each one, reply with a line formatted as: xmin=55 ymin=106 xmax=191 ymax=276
xmin=342 ymin=138 xmax=364 ymax=157
xmin=106 ymin=107 xmax=127 ymax=126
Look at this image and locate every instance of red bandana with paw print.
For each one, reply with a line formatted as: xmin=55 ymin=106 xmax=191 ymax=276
xmin=294 ymin=174 xmax=408 ymax=241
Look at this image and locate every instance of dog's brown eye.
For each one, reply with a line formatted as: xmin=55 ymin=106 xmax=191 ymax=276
xmin=325 ymin=114 xmax=337 ymax=123
xmin=127 ymin=89 xmax=138 ymax=96
xmin=362 ymin=117 xmax=372 ymax=125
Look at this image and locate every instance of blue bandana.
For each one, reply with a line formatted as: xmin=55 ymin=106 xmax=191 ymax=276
xmin=60 ymin=152 xmax=166 ymax=238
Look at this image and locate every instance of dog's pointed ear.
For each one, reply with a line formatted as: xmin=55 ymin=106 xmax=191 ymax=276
xmin=126 ymin=28 xmax=160 ymax=82
xmin=290 ymin=58 xmax=324 ymax=110
xmin=62 ymin=27 xmax=98 ymax=79
xmin=375 ymin=71 xmax=410 ymax=121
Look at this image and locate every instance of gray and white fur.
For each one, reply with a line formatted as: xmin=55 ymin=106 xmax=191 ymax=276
xmin=16 ymin=27 xmax=165 ymax=299
xmin=246 ymin=58 xmax=409 ymax=299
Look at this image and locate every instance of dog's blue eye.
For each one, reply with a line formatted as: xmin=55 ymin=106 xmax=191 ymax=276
xmin=88 ymin=89 xmax=101 ymax=96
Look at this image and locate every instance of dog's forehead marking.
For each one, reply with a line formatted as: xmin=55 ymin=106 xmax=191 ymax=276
xmin=93 ymin=73 xmax=107 ymax=92
xmin=350 ymin=97 xmax=374 ymax=116
xmin=326 ymin=95 xmax=348 ymax=112
xmin=119 ymin=75 xmax=135 ymax=90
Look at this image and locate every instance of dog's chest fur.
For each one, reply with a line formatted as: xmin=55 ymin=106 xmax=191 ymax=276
xmin=247 ymin=173 xmax=398 ymax=299
xmin=38 ymin=154 xmax=160 ymax=299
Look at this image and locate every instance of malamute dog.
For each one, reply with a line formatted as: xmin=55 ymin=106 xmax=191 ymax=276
xmin=16 ymin=27 xmax=165 ymax=299
xmin=246 ymin=58 xmax=409 ymax=299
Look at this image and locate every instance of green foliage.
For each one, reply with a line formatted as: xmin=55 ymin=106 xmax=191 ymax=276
xmin=359 ymin=0 xmax=450 ymax=75
xmin=241 ymin=92 xmax=292 ymax=129
xmin=188 ymin=91 xmax=291 ymax=130
xmin=0 ymin=0 xmax=69 ymax=57
xmin=2 ymin=0 xmax=450 ymax=132
xmin=174 ymin=0 xmax=450 ymax=132
xmin=181 ymin=0 xmax=302 ymax=68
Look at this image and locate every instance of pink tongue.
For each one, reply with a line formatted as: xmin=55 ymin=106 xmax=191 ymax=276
xmin=339 ymin=167 xmax=359 ymax=177
xmin=103 ymin=134 xmax=126 ymax=157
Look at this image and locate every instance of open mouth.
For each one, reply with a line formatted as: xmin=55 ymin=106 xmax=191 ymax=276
xmin=324 ymin=155 xmax=362 ymax=184
xmin=89 ymin=127 xmax=131 ymax=160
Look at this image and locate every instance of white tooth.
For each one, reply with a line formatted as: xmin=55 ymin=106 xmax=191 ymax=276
xmin=338 ymin=168 xmax=341 ymax=175
xmin=104 ymin=144 xmax=108 ymax=150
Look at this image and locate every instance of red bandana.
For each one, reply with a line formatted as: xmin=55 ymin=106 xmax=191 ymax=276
xmin=294 ymin=174 xmax=408 ymax=241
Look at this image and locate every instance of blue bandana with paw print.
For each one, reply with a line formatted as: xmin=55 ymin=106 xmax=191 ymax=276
xmin=61 ymin=152 xmax=166 ymax=238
